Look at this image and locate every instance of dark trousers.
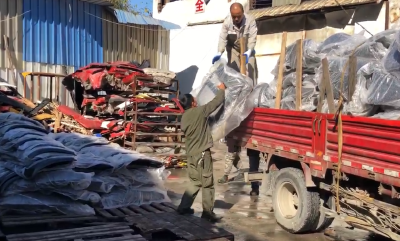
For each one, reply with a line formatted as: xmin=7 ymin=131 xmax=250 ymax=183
xmin=178 ymin=150 xmax=214 ymax=213
xmin=247 ymin=149 xmax=260 ymax=190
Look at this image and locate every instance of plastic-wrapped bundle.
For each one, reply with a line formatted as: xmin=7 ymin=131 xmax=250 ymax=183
xmin=191 ymin=60 xmax=254 ymax=141
xmin=0 ymin=165 xmax=19 ymax=194
xmin=382 ymin=40 xmax=400 ymax=80
xmin=246 ymin=83 xmax=275 ymax=108
xmin=363 ymin=67 xmax=400 ymax=107
xmin=353 ymin=41 xmax=388 ymax=59
xmin=372 ymin=29 xmax=397 ymax=49
xmin=50 ymin=133 xmax=110 ymax=152
xmin=318 ymin=32 xmax=367 ymax=56
xmin=282 ymin=73 xmax=316 ymax=88
xmin=78 ymin=144 xmax=163 ymax=170
xmin=321 ymin=99 xmax=340 ymax=114
xmin=3 ymin=180 xmax=101 ymax=203
xmin=372 ymin=109 xmax=400 ymax=120
xmin=280 ymin=85 xmax=318 ymax=111
xmin=100 ymin=187 xmax=170 ymax=209
xmin=318 ymin=33 xmax=351 ymax=53
xmin=343 ymin=62 xmax=378 ymax=116
xmin=315 ymin=57 xmax=372 ymax=99
xmin=0 ymin=113 xmax=47 ymax=130
xmin=0 ymin=192 xmax=95 ymax=215
xmin=272 ymin=39 xmax=322 ymax=75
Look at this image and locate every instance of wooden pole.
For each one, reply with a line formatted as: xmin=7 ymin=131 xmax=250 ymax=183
xmin=239 ymin=37 xmax=247 ymax=75
xmin=3 ymin=35 xmax=17 ymax=86
xmin=322 ymin=58 xmax=335 ymax=113
xmin=347 ymin=56 xmax=357 ymax=101
xmin=295 ymin=39 xmax=303 ymax=111
xmin=275 ymin=32 xmax=287 ymax=109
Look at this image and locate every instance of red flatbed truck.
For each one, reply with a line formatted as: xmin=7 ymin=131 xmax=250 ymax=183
xmin=227 ymin=107 xmax=400 ymax=240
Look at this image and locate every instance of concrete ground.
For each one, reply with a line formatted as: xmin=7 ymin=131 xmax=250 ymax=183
xmin=164 ymin=142 xmax=391 ymax=241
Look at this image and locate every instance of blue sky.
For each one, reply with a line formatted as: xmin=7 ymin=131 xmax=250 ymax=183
xmin=129 ymin=0 xmax=153 ymax=16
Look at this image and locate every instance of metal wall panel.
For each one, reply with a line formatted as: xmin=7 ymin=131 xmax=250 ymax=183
xmin=102 ymin=10 xmax=170 ymax=70
xmin=0 ymin=0 xmax=23 ymax=70
xmin=23 ymin=0 xmax=103 ymax=69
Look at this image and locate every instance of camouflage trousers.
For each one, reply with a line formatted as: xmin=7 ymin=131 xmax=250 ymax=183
xmin=224 ymin=146 xmax=243 ymax=175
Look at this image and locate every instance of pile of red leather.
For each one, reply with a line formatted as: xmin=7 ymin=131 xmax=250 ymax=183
xmin=56 ymin=61 xmax=182 ymax=148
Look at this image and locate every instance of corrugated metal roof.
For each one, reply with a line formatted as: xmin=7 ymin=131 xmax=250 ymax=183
xmin=23 ymin=0 xmax=103 ymax=69
xmin=78 ymin=0 xmax=113 ymax=6
xmin=112 ymin=8 xmax=181 ymax=29
xmin=272 ymin=0 xmax=300 ymax=7
xmin=249 ymin=0 xmax=381 ymax=19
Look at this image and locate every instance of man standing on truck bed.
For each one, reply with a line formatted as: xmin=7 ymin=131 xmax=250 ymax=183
xmin=214 ymin=3 xmax=260 ymax=196
xmin=212 ymin=2 xmax=258 ymax=85
xmin=176 ymin=83 xmax=226 ymax=223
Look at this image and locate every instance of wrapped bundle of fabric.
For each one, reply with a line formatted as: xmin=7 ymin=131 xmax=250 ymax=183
xmin=318 ymin=32 xmax=367 ymax=57
xmin=191 ymin=60 xmax=254 ymax=141
xmin=382 ymin=40 xmax=400 ymax=80
xmin=246 ymin=83 xmax=276 ymax=108
xmin=271 ymin=39 xmax=322 ymax=75
xmin=363 ymin=67 xmax=400 ymax=107
xmin=315 ymin=56 xmax=373 ymax=100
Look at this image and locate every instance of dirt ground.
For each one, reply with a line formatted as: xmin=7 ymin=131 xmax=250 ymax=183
xmin=164 ymin=142 xmax=391 ymax=241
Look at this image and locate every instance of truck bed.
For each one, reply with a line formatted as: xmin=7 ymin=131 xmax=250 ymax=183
xmin=229 ymin=107 xmax=400 ymax=187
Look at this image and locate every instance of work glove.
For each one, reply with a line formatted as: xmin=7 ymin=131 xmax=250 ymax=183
xmin=243 ymin=49 xmax=255 ymax=64
xmin=212 ymin=53 xmax=222 ymax=64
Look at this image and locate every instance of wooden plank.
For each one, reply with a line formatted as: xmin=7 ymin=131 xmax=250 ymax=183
xmin=322 ymin=58 xmax=335 ymax=114
xmin=95 ymin=208 xmax=114 ymax=219
xmin=127 ymin=206 xmax=149 ymax=215
xmin=239 ymin=37 xmax=247 ymax=75
xmin=295 ymin=39 xmax=303 ymax=111
xmin=347 ymin=55 xmax=357 ymax=101
xmin=157 ymin=213 xmax=217 ymax=240
xmin=3 ymin=35 xmax=17 ymax=86
xmin=119 ymin=207 xmax=136 ymax=216
xmin=150 ymin=202 xmax=176 ymax=212
xmin=162 ymin=202 xmax=178 ymax=210
xmin=107 ymin=208 xmax=126 ymax=217
xmin=6 ymin=223 xmax=133 ymax=241
xmin=275 ymin=32 xmax=287 ymax=109
xmin=140 ymin=204 xmax=163 ymax=213
xmin=317 ymin=79 xmax=326 ymax=113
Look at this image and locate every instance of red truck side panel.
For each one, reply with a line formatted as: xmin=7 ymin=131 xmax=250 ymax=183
xmin=233 ymin=108 xmax=317 ymax=155
xmin=229 ymin=108 xmax=400 ymax=187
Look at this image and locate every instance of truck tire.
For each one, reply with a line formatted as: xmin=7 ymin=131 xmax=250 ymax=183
xmin=272 ymin=168 xmax=320 ymax=233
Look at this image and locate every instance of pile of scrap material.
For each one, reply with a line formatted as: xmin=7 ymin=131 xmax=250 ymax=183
xmin=249 ymin=29 xmax=400 ymax=119
xmin=0 ymin=113 xmax=170 ymax=216
xmin=56 ymin=61 xmax=184 ymax=156
xmin=0 ymin=80 xmax=57 ymax=123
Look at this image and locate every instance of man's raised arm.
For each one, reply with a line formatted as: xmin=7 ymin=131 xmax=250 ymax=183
xmin=201 ymin=83 xmax=226 ymax=116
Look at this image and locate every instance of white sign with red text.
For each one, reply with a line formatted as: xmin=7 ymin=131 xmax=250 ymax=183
xmin=195 ymin=0 xmax=205 ymax=14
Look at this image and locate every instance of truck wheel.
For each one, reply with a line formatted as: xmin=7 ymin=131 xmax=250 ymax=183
xmin=272 ymin=168 xmax=320 ymax=233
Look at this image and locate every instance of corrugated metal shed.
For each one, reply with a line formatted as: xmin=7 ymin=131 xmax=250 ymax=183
xmin=23 ymin=0 xmax=103 ymax=69
xmin=79 ymin=0 xmax=113 ymax=5
xmin=111 ymin=8 xmax=180 ymax=30
xmin=249 ymin=0 xmax=381 ymax=19
xmin=102 ymin=9 xmax=170 ymax=70
xmin=0 ymin=0 xmax=23 ymax=70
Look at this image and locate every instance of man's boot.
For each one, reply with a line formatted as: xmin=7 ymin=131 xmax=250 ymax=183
xmin=177 ymin=207 xmax=195 ymax=215
xmin=218 ymin=175 xmax=229 ymax=184
xmin=201 ymin=211 xmax=223 ymax=223
xmin=250 ymin=189 xmax=259 ymax=196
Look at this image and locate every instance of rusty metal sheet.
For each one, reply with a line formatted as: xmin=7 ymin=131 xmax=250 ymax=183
xmin=249 ymin=0 xmax=380 ymax=20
